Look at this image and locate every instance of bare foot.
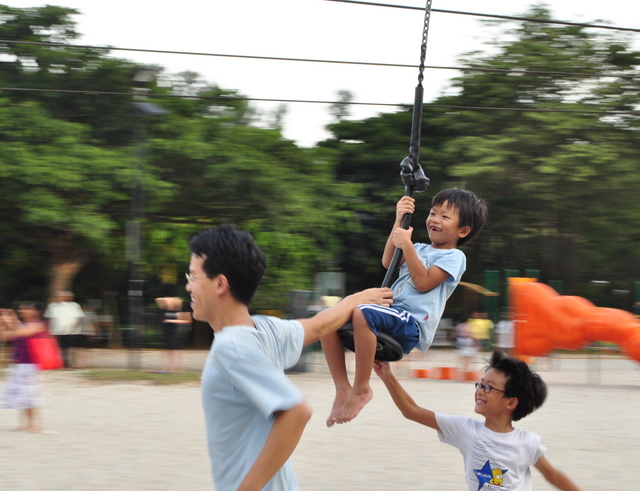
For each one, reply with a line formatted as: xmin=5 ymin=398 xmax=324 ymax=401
xmin=326 ymin=388 xmax=351 ymax=427
xmin=335 ymin=387 xmax=373 ymax=424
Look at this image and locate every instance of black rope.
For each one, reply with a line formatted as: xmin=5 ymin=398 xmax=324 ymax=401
xmin=380 ymin=0 xmax=432 ymax=289
xmin=417 ymin=0 xmax=432 ymax=86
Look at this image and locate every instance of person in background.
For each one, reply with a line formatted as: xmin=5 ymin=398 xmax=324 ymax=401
xmin=44 ymin=291 xmax=84 ymax=368
xmin=468 ymin=311 xmax=494 ymax=352
xmin=75 ymin=303 xmax=100 ymax=369
xmin=495 ymin=311 xmax=515 ymax=356
xmin=455 ymin=317 xmax=478 ymax=376
xmin=155 ymin=297 xmax=192 ymax=373
xmin=0 ymin=302 xmax=47 ymax=432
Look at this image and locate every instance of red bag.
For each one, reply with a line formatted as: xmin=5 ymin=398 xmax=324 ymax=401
xmin=27 ymin=332 xmax=64 ymax=370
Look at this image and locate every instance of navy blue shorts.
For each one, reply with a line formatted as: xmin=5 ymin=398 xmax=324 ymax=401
xmin=358 ymin=305 xmax=419 ymax=354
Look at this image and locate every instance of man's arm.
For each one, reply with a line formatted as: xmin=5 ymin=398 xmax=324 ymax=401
xmin=534 ymin=456 xmax=581 ymax=490
xmin=237 ymin=403 xmax=312 ymax=491
xmin=298 ymin=287 xmax=393 ymax=347
xmin=373 ymin=361 xmax=440 ymax=431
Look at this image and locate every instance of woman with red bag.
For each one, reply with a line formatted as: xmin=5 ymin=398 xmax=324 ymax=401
xmin=0 ymin=302 xmax=47 ymax=432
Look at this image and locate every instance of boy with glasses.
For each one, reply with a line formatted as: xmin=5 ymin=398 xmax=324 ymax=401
xmin=373 ymin=351 xmax=581 ymax=490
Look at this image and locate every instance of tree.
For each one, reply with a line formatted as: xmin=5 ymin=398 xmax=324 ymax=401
xmin=436 ymin=6 xmax=640 ymax=294
xmin=329 ymin=90 xmax=353 ymax=123
xmin=321 ymin=6 xmax=640 ymax=306
xmin=146 ymin=111 xmax=362 ymax=311
xmin=0 ymin=5 xmax=143 ymax=146
xmin=0 ymin=5 xmax=359 ymax=311
xmin=0 ymin=97 xmax=173 ymax=302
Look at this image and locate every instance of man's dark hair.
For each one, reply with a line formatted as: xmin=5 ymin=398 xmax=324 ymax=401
xmin=188 ymin=224 xmax=266 ymax=306
xmin=485 ymin=350 xmax=547 ymax=422
xmin=431 ymin=188 xmax=488 ymax=246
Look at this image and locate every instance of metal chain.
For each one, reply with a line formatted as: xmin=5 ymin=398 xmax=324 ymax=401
xmin=418 ymin=0 xmax=433 ymax=86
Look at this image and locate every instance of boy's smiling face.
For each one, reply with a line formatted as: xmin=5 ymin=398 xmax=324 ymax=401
xmin=474 ymin=368 xmax=515 ymax=418
xmin=426 ymin=200 xmax=471 ymax=249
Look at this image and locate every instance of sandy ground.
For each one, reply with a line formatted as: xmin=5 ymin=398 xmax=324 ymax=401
xmin=1 ymin=348 xmax=639 ymax=490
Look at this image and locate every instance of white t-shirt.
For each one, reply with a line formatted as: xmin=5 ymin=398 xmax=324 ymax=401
xmin=201 ymin=316 xmax=305 ymax=491
xmin=44 ymin=301 xmax=85 ymax=336
xmin=436 ymin=413 xmax=546 ymax=490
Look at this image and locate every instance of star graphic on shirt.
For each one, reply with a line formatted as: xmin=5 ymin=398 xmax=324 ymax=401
xmin=473 ymin=460 xmax=507 ymax=490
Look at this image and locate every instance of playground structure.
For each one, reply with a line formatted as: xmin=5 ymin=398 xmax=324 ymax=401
xmin=412 ymin=276 xmax=640 ymax=380
xmin=510 ymin=278 xmax=640 ymax=363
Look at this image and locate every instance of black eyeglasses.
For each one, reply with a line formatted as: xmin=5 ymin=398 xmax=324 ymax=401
xmin=475 ymin=382 xmax=506 ymax=394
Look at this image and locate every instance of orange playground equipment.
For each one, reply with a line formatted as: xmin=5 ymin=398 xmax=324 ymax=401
xmin=510 ymin=278 xmax=640 ymax=363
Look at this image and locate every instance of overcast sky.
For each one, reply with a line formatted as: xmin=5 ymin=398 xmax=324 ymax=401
xmin=8 ymin=0 xmax=640 ymax=146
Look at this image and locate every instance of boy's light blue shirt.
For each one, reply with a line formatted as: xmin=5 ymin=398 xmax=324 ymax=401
xmin=391 ymin=243 xmax=466 ymax=351
xmin=201 ymin=316 xmax=304 ymax=491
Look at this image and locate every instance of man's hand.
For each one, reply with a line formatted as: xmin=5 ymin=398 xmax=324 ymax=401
xmin=356 ymin=287 xmax=393 ymax=308
xmin=301 ymin=287 xmax=393 ymax=346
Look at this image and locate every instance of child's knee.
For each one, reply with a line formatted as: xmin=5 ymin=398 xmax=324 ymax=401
xmin=352 ymin=308 xmax=369 ymax=327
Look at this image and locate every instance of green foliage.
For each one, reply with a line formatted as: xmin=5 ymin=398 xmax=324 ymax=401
xmin=433 ymin=7 xmax=640 ymax=293
xmin=149 ymin=117 xmax=361 ymax=310
xmin=0 ymin=5 xmax=140 ymax=145
xmin=0 ymin=96 xmax=176 ymax=302
xmin=2 ymin=3 xmax=639 ymax=317
xmin=323 ymin=6 xmax=640 ymax=304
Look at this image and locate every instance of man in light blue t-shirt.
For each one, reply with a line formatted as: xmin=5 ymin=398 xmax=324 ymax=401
xmin=186 ymin=224 xmax=393 ymax=491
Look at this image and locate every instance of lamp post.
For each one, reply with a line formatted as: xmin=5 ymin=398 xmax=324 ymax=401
xmin=127 ymin=67 xmax=168 ymax=370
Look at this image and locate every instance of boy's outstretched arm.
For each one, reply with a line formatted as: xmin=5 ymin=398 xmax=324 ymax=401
xmin=237 ymin=403 xmax=312 ymax=491
xmin=534 ymin=456 xmax=581 ymax=490
xmin=373 ymin=361 xmax=441 ymax=431
xmin=299 ymin=287 xmax=393 ymax=347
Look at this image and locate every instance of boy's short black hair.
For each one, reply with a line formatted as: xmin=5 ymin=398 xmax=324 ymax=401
xmin=432 ymin=188 xmax=488 ymax=246
xmin=188 ymin=224 xmax=266 ymax=306
xmin=485 ymin=351 xmax=547 ymax=421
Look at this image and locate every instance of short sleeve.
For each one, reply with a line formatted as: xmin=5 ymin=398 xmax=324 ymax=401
xmin=253 ymin=316 xmax=305 ymax=370
xmin=215 ymin=329 xmax=304 ymax=419
xmin=436 ymin=413 xmax=476 ymax=447
xmin=432 ymin=249 xmax=466 ymax=282
xmin=532 ymin=437 xmax=547 ymax=464
xmin=232 ymin=354 xmax=303 ymax=418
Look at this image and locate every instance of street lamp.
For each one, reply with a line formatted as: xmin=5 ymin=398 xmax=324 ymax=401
xmin=127 ymin=67 xmax=168 ymax=369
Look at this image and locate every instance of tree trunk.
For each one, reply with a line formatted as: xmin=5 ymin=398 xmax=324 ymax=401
xmin=47 ymin=249 xmax=87 ymax=304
